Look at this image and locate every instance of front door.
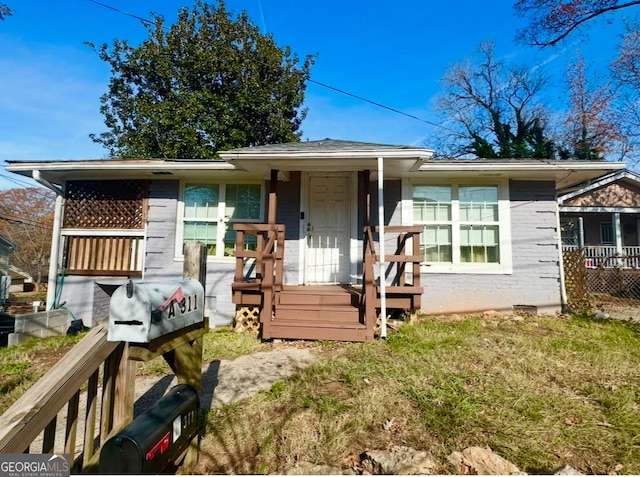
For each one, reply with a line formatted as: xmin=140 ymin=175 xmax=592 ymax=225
xmin=305 ymin=175 xmax=351 ymax=284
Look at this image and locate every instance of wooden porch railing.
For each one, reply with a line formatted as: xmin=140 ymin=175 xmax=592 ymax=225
xmin=0 ymin=324 xmax=134 ymax=472
xmin=63 ymin=234 xmax=144 ymax=276
xmin=362 ymin=226 xmax=378 ymax=336
xmin=563 ymin=245 xmax=640 ymax=268
xmin=362 ymin=225 xmax=424 ymax=324
xmin=0 ymin=320 xmax=207 ymax=473
xmin=232 ymin=224 xmax=285 ymax=339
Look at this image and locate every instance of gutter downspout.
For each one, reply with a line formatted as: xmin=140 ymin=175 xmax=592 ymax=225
xmin=32 ymin=170 xmax=62 ymax=195
xmin=377 ymin=157 xmax=387 ymax=338
xmin=555 ymin=201 xmax=569 ymax=313
xmin=32 ymin=170 xmax=64 ymax=310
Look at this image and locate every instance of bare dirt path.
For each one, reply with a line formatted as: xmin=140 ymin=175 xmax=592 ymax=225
xmin=31 ymin=344 xmax=328 ymax=456
xmin=134 ymin=345 xmax=327 ymax=414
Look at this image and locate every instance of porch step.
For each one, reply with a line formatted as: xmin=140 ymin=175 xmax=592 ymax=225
xmin=268 ymin=322 xmax=372 ymax=343
xmin=275 ymin=304 xmax=361 ymax=322
xmin=278 ymin=288 xmax=359 ymax=306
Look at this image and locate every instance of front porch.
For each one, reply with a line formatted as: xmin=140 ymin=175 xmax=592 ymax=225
xmin=563 ymin=245 xmax=640 ymax=268
xmin=231 ymin=223 xmax=423 ymax=343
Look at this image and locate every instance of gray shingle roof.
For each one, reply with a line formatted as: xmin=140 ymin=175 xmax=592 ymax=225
xmin=222 ymin=138 xmax=427 ymax=154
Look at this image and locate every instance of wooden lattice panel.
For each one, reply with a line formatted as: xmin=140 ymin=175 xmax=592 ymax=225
xmin=64 ymin=180 xmax=149 ymax=229
xmin=587 ymin=269 xmax=640 ymax=304
xmin=234 ymin=306 xmax=260 ymax=334
xmin=562 ymin=249 xmax=591 ymax=313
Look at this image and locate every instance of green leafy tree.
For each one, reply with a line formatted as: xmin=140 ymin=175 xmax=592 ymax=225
xmin=88 ymin=0 xmax=315 ymax=158
xmin=0 ymin=3 xmax=12 ymax=20
xmin=435 ymin=42 xmax=556 ymax=158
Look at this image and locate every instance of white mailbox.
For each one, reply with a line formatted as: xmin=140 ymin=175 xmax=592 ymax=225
xmin=108 ymin=279 xmax=205 ymax=343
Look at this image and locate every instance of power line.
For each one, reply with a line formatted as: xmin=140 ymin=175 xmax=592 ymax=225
xmin=0 ymin=214 xmax=52 ymax=229
xmin=88 ymin=0 xmax=450 ymax=133
xmin=0 ymin=170 xmax=58 ymax=200
xmin=307 ymin=79 xmax=455 ymax=132
xmin=88 ymin=0 xmax=153 ymax=27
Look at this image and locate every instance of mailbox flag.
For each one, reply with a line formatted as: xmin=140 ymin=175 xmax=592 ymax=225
xmin=157 ymin=287 xmax=185 ymax=312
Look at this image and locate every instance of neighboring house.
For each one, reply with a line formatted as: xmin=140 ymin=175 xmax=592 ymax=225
xmin=8 ymin=265 xmax=34 ymax=293
xmin=5 ymin=139 xmax=624 ymax=341
xmin=0 ymin=235 xmax=17 ymax=306
xmin=559 ymin=169 xmax=640 ymax=268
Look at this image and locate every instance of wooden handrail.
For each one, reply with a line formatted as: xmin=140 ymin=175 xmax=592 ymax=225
xmin=362 ymin=225 xmax=424 ymax=328
xmin=0 ymin=323 xmax=207 ymax=472
xmin=233 ymin=223 xmax=285 ymax=339
xmin=0 ymin=324 xmax=133 ymax=470
xmin=375 ymin=226 xmax=422 ymax=289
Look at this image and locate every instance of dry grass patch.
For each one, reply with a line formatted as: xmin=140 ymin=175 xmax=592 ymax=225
xmin=197 ymin=314 xmax=640 ymax=475
xmin=0 ymin=334 xmax=82 ymax=414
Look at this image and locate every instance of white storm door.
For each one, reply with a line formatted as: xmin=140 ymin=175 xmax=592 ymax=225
xmin=306 ymin=175 xmax=351 ymax=284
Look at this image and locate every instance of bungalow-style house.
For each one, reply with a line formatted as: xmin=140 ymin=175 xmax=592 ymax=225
xmin=5 ymin=139 xmax=625 ymax=342
xmin=559 ymin=169 xmax=640 ymax=268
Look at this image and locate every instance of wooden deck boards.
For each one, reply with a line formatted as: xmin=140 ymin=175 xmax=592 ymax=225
xmin=232 ymin=283 xmax=421 ymax=343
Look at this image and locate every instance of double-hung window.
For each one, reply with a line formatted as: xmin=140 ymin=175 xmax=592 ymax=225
xmin=178 ymin=182 xmax=263 ymax=258
xmin=410 ymin=182 xmax=512 ymax=273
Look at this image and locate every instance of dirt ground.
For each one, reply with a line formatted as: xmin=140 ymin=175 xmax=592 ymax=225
xmin=595 ymin=304 xmax=640 ymax=324
xmin=134 ymin=344 xmax=331 ymax=414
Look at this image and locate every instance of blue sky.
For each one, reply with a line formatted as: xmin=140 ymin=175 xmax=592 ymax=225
xmin=0 ymin=0 xmax=630 ymax=188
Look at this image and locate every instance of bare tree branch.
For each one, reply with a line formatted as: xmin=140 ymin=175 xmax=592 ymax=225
xmin=515 ymin=0 xmax=640 ymax=46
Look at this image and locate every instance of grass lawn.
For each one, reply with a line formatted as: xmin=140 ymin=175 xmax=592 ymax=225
xmin=1 ymin=312 xmax=639 ymax=474
xmin=197 ymin=313 xmax=640 ymax=474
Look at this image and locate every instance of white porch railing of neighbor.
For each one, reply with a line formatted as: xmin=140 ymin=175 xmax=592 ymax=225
xmin=562 ymin=245 xmax=640 ymax=268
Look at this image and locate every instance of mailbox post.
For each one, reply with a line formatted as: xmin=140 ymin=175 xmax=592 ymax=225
xmin=99 ymin=384 xmax=199 ymax=474
xmin=98 ymin=243 xmax=208 ymax=474
xmin=103 ymin=252 xmax=208 ymax=474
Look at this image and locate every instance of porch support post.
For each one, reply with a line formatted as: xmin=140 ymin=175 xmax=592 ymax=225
xmin=613 ymin=212 xmax=623 ymax=266
xmin=364 ymin=169 xmax=371 ymax=227
xmin=577 ymin=217 xmax=584 ymax=248
xmin=377 ymin=157 xmax=387 ymax=338
xmin=268 ymin=169 xmax=278 ymax=224
xmin=47 ymin=195 xmax=64 ymax=310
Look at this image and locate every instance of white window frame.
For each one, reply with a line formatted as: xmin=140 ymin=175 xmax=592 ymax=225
xmin=175 ymin=181 xmax=265 ymax=261
xmin=402 ymin=179 xmax=513 ymax=274
xmin=600 ymin=222 xmax=614 ymax=245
